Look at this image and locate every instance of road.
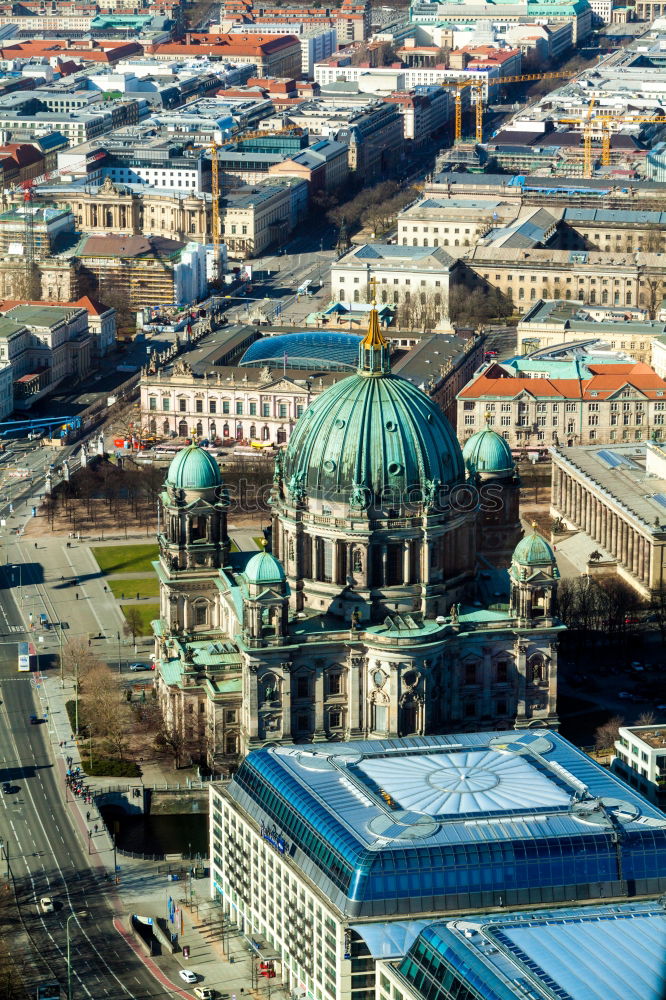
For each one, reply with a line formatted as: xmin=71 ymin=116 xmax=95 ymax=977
xmin=0 ymin=572 xmax=175 ymax=1000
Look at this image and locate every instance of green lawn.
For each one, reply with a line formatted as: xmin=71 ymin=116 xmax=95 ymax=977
xmin=120 ymin=602 xmax=160 ymax=636
xmin=92 ymin=544 xmax=159 ymax=575
xmin=108 ymin=576 xmax=159 ymax=600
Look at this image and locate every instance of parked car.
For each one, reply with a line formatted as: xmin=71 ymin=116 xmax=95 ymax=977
xmin=179 ymin=970 xmax=198 ymax=984
xmin=39 ymin=897 xmax=55 ymax=913
xmin=194 ymin=989 xmax=216 ymax=999
xmin=2 ymin=782 xmax=11 ymax=794
xmin=129 ymin=663 xmax=149 ymax=672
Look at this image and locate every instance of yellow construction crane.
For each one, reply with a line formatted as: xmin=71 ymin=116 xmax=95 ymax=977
xmin=557 ymin=111 xmax=666 ymax=176
xmin=216 ymin=125 xmax=305 ymax=150
xmin=210 ymin=141 xmax=220 ymax=282
xmin=440 ymin=71 xmax=572 ymax=142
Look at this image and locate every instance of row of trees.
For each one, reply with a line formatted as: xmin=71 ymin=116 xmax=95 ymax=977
xmin=325 ymin=180 xmax=418 ymax=235
xmin=61 ymin=639 xmax=199 ymax=769
xmin=43 ymin=458 xmax=163 ymax=534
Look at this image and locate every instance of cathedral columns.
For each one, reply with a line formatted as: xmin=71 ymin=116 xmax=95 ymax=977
xmin=547 ymin=643 xmax=558 ymax=716
xmin=280 ymin=662 xmax=292 ymax=740
xmin=515 ymin=639 xmax=528 ymax=722
xmin=247 ymin=668 xmax=260 ymax=741
xmin=314 ymin=665 xmax=325 ymax=737
xmin=481 ymin=646 xmax=493 ymax=719
xmin=348 ymin=656 xmax=362 ymax=735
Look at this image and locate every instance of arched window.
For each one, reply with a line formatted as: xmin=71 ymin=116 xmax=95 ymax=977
xmin=236 ymin=424 xmax=243 ymax=440
xmin=178 ymin=419 xmax=188 ymax=436
xmin=196 ymin=421 xmax=203 ymax=437
xmin=261 ymin=426 xmax=270 ymax=441
xmin=250 ymin=424 xmax=256 ymax=439
xmin=223 ymin=422 xmax=229 ymax=438
xmin=163 ymin=420 xmax=170 ymax=435
xmin=195 ymin=603 xmax=207 ymax=626
xmin=149 ymin=418 xmax=156 ymax=434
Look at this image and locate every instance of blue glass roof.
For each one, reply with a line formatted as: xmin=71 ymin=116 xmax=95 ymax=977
xmin=239 ymin=332 xmax=362 ymax=371
xmin=227 ymin=732 xmax=666 ymax=918
xmin=396 ymin=903 xmax=666 ymax=1000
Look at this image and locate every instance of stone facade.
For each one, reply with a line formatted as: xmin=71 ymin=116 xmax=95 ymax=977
xmin=151 ymin=314 xmax=562 ymax=773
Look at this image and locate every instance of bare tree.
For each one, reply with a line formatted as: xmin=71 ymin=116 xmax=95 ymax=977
xmin=123 ymin=607 xmax=144 ymax=643
xmin=594 ymin=715 xmax=624 ymax=751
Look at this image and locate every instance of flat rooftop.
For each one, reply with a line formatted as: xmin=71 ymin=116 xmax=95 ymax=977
xmin=627 ymin=725 xmax=666 ymax=750
xmin=393 ymin=902 xmax=666 ymax=1000
xmin=552 ymin=441 xmax=666 ymax=532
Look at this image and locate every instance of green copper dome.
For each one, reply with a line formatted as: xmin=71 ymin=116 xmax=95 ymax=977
xmin=512 ymin=529 xmax=558 ymax=568
xmin=463 ymin=426 xmax=514 ymax=476
xmin=245 ymin=549 xmax=286 ymax=585
xmin=167 ymin=444 xmax=222 ymax=490
xmin=281 ymin=310 xmax=464 ymax=505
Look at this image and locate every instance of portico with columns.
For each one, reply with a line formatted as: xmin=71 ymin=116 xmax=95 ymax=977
xmin=551 ymin=441 xmax=666 ymax=597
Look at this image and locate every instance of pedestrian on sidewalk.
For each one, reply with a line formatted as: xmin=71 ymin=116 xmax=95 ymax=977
xmin=94 ymin=824 xmax=98 ymax=833
xmin=86 ymin=811 xmax=90 ymax=821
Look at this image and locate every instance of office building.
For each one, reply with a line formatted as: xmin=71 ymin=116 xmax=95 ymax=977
xmin=210 ymin=729 xmax=666 ymax=1000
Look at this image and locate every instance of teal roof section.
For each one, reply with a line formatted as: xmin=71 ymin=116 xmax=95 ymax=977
xmin=244 ymin=549 xmax=286 ymax=585
xmin=462 ymin=425 xmax=514 ymax=475
xmin=166 ymin=443 xmax=222 ymax=490
xmin=282 ymin=314 xmax=465 ymax=504
xmin=512 ymin=528 xmax=557 ymax=567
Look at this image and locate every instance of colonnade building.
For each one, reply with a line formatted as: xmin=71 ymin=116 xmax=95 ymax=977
xmin=550 ymin=439 xmax=666 ymax=596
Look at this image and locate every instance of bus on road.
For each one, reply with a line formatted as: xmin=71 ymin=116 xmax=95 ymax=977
xmin=18 ymin=641 xmax=36 ymax=672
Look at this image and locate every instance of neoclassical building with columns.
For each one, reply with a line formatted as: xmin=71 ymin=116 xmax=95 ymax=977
xmin=151 ymin=306 xmax=563 ymax=772
xmin=551 ymin=439 xmax=666 ymax=597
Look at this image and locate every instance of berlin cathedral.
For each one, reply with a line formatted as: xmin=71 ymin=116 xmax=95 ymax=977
xmin=152 ymin=306 xmax=561 ymax=771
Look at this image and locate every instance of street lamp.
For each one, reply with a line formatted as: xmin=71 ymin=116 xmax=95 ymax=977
xmin=67 ymin=911 xmax=88 ymax=1000
xmin=0 ymin=837 xmax=9 ymax=879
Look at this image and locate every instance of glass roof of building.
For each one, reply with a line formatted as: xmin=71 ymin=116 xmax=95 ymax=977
xmin=239 ymin=332 xmax=363 ymax=371
xmin=227 ymin=732 xmax=666 ymax=918
xmin=356 ymin=748 xmax=570 ymax=816
xmin=395 ymin=903 xmax=666 ymax=1000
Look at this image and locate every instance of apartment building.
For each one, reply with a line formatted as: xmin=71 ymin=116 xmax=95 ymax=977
xmin=268 ymin=138 xmax=348 ymax=192
xmin=613 ymin=724 xmax=666 ymax=806
xmin=517 ymin=299 xmax=666 ymax=363
xmin=33 ymin=178 xmax=213 ymax=244
xmin=0 ymin=301 xmax=94 ymax=407
xmin=397 ymin=196 xmax=519 ymax=250
xmin=465 ymin=247 xmax=666 ymax=314
xmin=331 ymin=243 xmax=458 ymax=318
xmin=76 ymin=234 xmax=207 ymax=310
xmin=140 ymin=363 xmax=331 ymax=443
xmin=147 ymin=33 xmax=302 ymax=78
xmin=458 ymin=361 xmax=666 ymax=450
xmin=384 ymin=86 xmax=451 ymax=145
xmin=0 ymin=206 xmax=74 ymax=259
xmin=220 ymin=178 xmax=308 ymax=258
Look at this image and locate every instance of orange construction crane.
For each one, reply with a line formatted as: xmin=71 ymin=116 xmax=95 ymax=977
xmin=440 ymin=71 xmax=572 ymax=142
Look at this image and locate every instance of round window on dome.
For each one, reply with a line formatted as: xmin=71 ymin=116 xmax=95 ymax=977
xmin=388 ymin=462 xmax=403 ymax=476
xmin=385 ymin=420 xmax=397 ymax=431
xmin=323 ymin=460 xmax=336 ymax=473
xmin=335 ymin=418 xmax=346 ymax=429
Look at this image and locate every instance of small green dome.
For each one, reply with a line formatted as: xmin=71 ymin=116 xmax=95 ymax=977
xmin=245 ymin=549 xmax=286 ymax=586
xmin=512 ymin=529 xmax=557 ymax=567
xmin=167 ymin=444 xmax=222 ymax=490
xmin=463 ymin=426 xmax=514 ymax=476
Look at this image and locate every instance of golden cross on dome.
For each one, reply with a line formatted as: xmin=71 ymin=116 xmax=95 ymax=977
xmin=367 ymin=276 xmax=379 ymax=306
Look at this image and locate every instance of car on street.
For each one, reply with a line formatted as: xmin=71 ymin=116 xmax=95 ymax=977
xmin=618 ymin=691 xmax=633 ymax=699
xmin=29 ymin=715 xmax=39 ymax=724
xmin=179 ymin=970 xmax=198 ymax=984
xmin=129 ymin=662 xmax=149 ymax=672
xmin=2 ymin=782 xmax=11 ymax=794
xmin=194 ymin=989 xmax=216 ymax=999
xmin=39 ymin=897 xmax=55 ymax=913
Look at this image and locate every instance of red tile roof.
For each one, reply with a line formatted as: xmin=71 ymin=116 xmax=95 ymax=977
xmin=459 ymin=367 xmax=666 ymax=401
